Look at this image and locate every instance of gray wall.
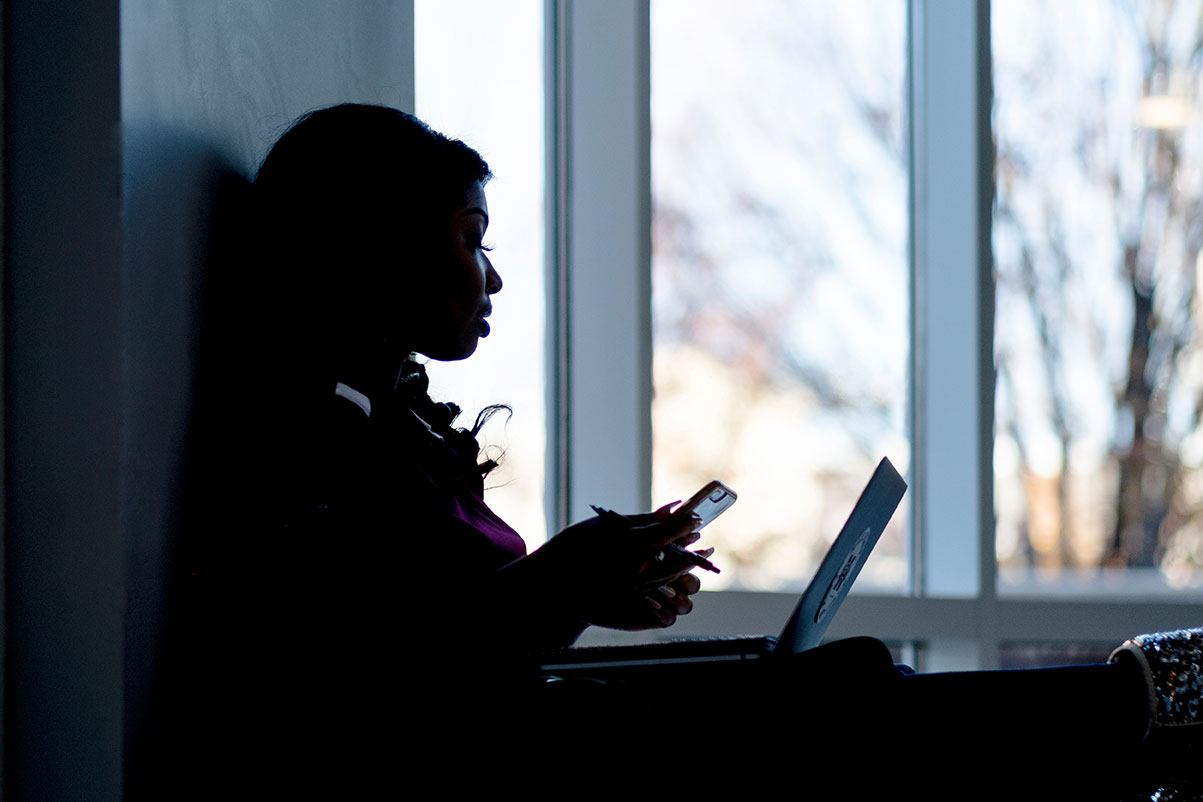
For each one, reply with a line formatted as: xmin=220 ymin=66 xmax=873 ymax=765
xmin=5 ymin=4 xmax=414 ymax=798
xmin=5 ymin=5 xmax=125 ymax=799
xmin=122 ymin=1 xmax=416 ymax=175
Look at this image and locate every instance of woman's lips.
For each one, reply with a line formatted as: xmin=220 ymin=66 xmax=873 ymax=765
xmin=476 ymin=303 xmax=493 ymax=337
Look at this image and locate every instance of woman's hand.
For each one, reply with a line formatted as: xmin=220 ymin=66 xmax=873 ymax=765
xmin=479 ymin=502 xmax=710 ymax=648
xmin=588 ymin=569 xmax=705 ymax=631
xmin=533 ymin=502 xmax=708 ymax=630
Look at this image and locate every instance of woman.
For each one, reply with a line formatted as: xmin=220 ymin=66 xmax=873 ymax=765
xmin=173 ymin=105 xmax=713 ymax=785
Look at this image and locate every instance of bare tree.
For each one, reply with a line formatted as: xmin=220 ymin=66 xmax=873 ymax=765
xmin=994 ymin=0 xmax=1203 ymax=578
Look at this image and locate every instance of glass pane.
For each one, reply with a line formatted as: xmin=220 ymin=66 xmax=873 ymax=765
xmin=415 ymin=0 xmax=547 ymax=543
xmin=994 ymin=0 xmax=1203 ymax=595
xmin=651 ymin=1 xmax=909 ymax=592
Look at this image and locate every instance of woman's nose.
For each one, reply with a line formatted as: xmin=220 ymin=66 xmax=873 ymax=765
xmin=486 ymin=262 xmax=503 ymax=294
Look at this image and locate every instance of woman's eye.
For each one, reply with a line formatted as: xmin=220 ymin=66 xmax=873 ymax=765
xmin=466 ymin=229 xmax=493 ymax=252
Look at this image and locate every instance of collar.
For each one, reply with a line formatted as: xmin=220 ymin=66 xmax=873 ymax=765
xmin=334 ymin=382 xmax=372 ymax=417
xmin=333 ymin=380 xmax=445 ymax=442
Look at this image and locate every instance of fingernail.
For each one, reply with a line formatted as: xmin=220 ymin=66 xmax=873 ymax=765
xmin=683 ymin=532 xmax=701 ymax=546
xmin=658 ymin=584 xmax=676 ymax=598
xmin=646 ymin=596 xmax=662 ymax=610
xmin=657 ymin=500 xmax=681 ymax=515
xmin=696 ymin=547 xmax=715 ymax=558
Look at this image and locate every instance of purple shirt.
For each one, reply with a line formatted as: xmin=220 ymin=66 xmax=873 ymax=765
xmin=334 ymin=381 xmax=527 ymax=566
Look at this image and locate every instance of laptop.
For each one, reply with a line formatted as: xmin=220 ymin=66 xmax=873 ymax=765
xmin=536 ymin=457 xmax=906 ymax=677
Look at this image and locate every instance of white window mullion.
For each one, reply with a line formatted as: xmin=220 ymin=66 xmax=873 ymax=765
xmin=551 ymin=0 xmax=651 ymax=524
xmin=910 ymin=0 xmax=994 ymax=667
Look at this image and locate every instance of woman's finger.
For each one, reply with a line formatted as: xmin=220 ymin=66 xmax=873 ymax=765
xmin=655 ymin=583 xmax=695 ymax=616
xmin=647 ymin=596 xmax=677 ymax=628
xmin=623 ymin=500 xmax=682 ymax=527
xmin=639 ymin=551 xmax=696 ymax=586
xmin=654 ymin=500 xmax=681 ymax=518
xmin=674 ymin=572 xmax=701 ymax=596
xmin=635 ymin=513 xmax=702 ymax=547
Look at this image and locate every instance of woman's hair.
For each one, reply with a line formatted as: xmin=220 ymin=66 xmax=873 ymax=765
xmin=254 ymin=103 xmax=491 ymax=239
xmin=249 ymin=104 xmax=492 ymax=365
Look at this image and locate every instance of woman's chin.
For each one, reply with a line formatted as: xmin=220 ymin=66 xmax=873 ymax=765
xmin=416 ymin=338 xmax=479 ymax=362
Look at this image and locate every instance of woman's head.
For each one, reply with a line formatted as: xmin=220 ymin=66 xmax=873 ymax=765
xmin=251 ymin=104 xmax=500 ymax=368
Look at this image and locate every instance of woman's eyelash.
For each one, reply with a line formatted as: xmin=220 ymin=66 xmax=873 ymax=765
xmin=480 ymin=241 xmax=495 ymax=252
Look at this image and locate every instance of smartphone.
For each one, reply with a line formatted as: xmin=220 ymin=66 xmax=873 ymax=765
xmin=677 ymin=480 xmax=737 ymax=529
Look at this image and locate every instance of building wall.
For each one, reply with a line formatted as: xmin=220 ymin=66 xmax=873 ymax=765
xmin=5 ymin=5 xmax=414 ymax=798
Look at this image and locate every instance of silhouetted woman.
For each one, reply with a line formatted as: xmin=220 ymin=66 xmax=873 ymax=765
xmin=180 ymin=104 xmax=706 ymax=790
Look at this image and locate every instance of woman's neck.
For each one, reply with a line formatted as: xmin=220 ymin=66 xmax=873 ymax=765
xmin=330 ymin=339 xmax=411 ymax=399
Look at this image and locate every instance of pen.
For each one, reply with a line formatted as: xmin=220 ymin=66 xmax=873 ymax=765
xmin=663 ymin=542 xmax=721 ymax=574
xmin=589 ymin=504 xmax=721 ymax=574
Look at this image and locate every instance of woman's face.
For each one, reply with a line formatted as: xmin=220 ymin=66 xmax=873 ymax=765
xmin=409 ymin=180 xmax=503 ymax=361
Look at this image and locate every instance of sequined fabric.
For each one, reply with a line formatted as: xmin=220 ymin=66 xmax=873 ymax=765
xmin=1112 ymin=628 xmax=1203 ymax=730
xmin=1137 ymin=787 xmax=1203 ymax=801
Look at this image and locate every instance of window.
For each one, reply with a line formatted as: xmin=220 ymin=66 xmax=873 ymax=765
xmin=415 ymin=1 xmax=1203 ymax=669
